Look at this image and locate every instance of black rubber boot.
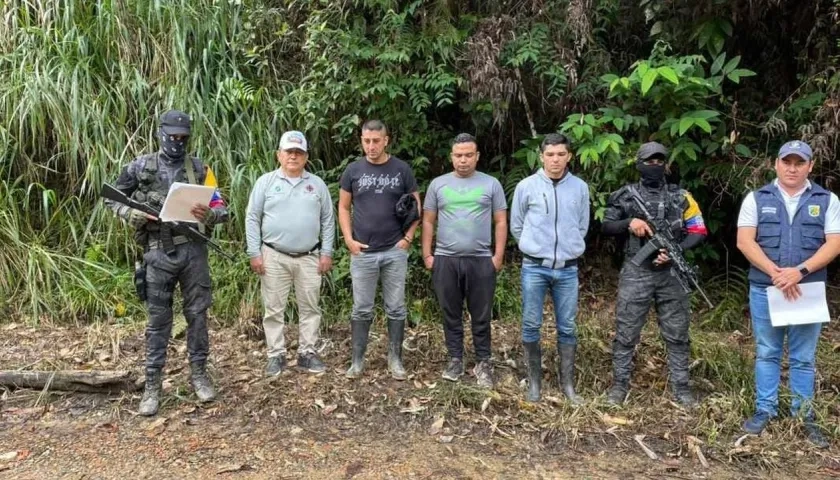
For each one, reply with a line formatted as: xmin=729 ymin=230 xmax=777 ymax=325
xmin=523 ymin=341 xmax=541 ymax=403
xmin=345 ymin=320 xmax=371 ymax=379
xmin=138 ymin=368 xmax=163 ymax=416
xmin=387 ymin=319 xmax=407 ymax=380
xmin=558 ymin=343 xmax=583 ymax=405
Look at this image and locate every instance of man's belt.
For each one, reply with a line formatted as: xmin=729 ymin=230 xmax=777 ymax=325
xmin=263 ymin=241 xmax=320 ymax=258
xmin=148 ymin=235 xmax=189 ymax=250
xmin=523 ymin=254 xmax=578 ymax=268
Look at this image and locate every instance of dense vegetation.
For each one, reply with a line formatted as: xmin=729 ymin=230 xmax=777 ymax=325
xmin=1 ymin=0 xmax=838 ymax=326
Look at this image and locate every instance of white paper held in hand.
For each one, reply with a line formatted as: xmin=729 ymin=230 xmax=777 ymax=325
xmin=766 ymin=281 xmax=830 ymax=327
xmin=159 ymin=182 xmax=216 ymax=223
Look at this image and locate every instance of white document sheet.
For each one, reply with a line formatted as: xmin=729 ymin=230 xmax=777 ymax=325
xmin=766 ymin=281 xmax=831 ymax=327
xmin=158 ymin=182 xmax=215 ymax=223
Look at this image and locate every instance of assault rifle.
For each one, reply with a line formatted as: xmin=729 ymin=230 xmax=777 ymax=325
xmin=627 ymin=188 xmax=714 ymax=309
xmin=101 ymin=183 xmax=235 ymax=261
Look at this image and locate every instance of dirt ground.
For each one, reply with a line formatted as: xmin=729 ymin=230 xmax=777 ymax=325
xmin=1 ymin=319 xmax=839 ymax=479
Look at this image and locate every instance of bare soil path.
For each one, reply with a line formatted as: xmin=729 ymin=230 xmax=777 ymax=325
xmin=1 ymin=320 xmax=838 ymax=479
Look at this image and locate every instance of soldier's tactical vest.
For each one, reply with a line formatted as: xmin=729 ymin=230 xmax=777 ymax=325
xmin=131 ymin=153 xmax=203 ymax=248
xmin=748 ymin=182 xmax=829 ymax=287
xmin=624 ymin=183 xmax=685 ymax=260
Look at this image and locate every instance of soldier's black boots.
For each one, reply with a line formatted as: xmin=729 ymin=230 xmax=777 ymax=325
xmin=672 ymin=383 xmax=699 ymax=409
xmin=190 ymin=361 xmax=216 ymax=402
xmin=346 ymin=320 xmax=371 ymax=379
xmin=523 ymin=341 xmax=542 ymax=402
xmin=558 ymin=343 xmax=583 ymax=405
xmin=606 ymin=381 xmax=629 ymax=406
xmin=139 ymin=368 xmax=163 ymax=416
xmin=608 ymin=343 xmax=634 ymax=405
xmin=667 ymin=343 xmax=697 ymax=409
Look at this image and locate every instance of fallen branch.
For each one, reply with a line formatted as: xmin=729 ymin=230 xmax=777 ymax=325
xmin=734 ymin=434 xmax=752 ymax=448
xmin=482 ymin=415 xmax=513 ymax=439
xmin=687 ymin=435 xmax=709 ymax=468
xmin=634 ymin=434 xmax=659 ymax=460
xmin=0 ymin=370 xmax=140 ymax=393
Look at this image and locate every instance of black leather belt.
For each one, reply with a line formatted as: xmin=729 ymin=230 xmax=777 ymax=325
xmin=263 ymin=241 xmax=320 ymax=258
xmin=523 ymin=254 xmax=578 ymax=268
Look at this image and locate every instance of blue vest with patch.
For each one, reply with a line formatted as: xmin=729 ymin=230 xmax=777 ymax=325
xmin=748 ymin=182 xmax=829 ymax=286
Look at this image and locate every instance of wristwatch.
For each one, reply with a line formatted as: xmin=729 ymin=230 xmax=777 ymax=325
xmin=798 ymin=264 xmax=810 ymax=276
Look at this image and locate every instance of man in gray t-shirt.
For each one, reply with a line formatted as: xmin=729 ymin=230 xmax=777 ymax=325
xmin=421 ymin=133 xmax=508 ymax=389
xmin=424 ymin=171 xmax=506 ymax=256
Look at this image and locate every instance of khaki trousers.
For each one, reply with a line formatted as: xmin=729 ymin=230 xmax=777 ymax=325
xmin=261 ymin=246 xmax=322 ymax=357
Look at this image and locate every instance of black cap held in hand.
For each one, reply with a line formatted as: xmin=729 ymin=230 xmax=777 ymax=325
xmin=160 ymin=110 xmax=191 ymax=136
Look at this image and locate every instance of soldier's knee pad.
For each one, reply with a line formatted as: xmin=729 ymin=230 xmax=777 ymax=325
xmin=660 ymin=323 xmax=690 ymax=346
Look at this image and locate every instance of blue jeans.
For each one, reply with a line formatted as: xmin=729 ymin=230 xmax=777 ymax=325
xmin=350 ymin=245 xmax=408 ymax=324
xmin=521 ymin=262 xmax=579 ymax=344
xmin=750 ymin=285 xmax=822 ymax=418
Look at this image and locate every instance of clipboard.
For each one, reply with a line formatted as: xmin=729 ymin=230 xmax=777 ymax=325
xmin=159 ymin=182 xmax=215 ymax=223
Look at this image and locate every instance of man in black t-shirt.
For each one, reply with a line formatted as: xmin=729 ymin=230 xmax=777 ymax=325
xmin=338 ymin=120 xmax=421 ymax=380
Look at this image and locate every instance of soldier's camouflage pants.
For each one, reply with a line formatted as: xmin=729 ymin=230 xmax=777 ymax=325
xmin=612 ymin=262 xmax=691 ymax=388
xmin=143 ymin=242 xmax=212 ymax=371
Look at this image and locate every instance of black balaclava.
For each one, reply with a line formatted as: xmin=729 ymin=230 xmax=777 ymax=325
xmin=636 ymin=141 xmax=668 ymax=188
xmin=159 ymin=129 xmax=188 ymax=159
xmin=158 ymin=110 xmax=191 ymax=160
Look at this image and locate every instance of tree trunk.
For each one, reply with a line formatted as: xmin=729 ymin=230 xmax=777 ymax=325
xmin=0 ymin=370 xmax=141 ymax=393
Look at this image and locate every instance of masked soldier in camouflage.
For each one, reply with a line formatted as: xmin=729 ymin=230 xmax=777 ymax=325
xmin=105 ymin=110 xmax=229 ymax=416
xmin=601 ymin=142 xmax=707 ymax=408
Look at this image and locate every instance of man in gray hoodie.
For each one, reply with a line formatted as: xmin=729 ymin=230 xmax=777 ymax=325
xmin=510 ymin=133 xmax=590 ymax=403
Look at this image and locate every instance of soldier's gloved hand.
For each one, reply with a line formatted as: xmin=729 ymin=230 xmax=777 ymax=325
xmin=203 ymin=208 xmax=220 ymax=226
xmin=146 ymin=191 xmax=166 ymax=209
xmin=127 ymin=208 xmax=153 ymax=228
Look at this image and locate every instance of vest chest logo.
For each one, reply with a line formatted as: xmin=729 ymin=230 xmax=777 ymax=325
xmin=760 ymin=206 xmax=777 ymax=215
xmin=274 ymin=185 xmax=283 ymax=193
xmin=809 ymin=205 xmax=820 ymax=217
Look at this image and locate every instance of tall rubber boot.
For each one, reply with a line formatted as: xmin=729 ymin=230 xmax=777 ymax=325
xmin=523 ymin=341 xmax=542 ymax=403
xmin=345 ymin=320 xmax=371 ymax=379
xmin=558 ymin=343 xmax=584 ymax=405
xmin=387 ymin=319 xmax=407 ymax=380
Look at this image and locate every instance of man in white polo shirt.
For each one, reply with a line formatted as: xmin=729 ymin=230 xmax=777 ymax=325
xmin=245 ymin=130 xmax=336 ymax=376
xmin=737 ymin=140 xmax=840 ymax=448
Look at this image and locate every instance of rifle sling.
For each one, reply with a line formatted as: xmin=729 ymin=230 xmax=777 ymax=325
xmin=184 ymin=158 xmax=206 ymax=235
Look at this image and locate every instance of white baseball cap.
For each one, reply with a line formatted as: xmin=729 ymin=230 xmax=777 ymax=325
xmin=278 ymin=130 xmax=308 ymax=152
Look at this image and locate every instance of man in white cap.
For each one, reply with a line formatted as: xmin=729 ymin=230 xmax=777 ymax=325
xmin=245 ymin=131 xmax=336 ymax=376
xmin=737 ymin=140 xmax=840 ymax=447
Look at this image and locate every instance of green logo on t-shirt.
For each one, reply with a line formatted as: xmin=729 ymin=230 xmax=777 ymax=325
xmin=441 ymin=186 xmax=484 ymax=215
